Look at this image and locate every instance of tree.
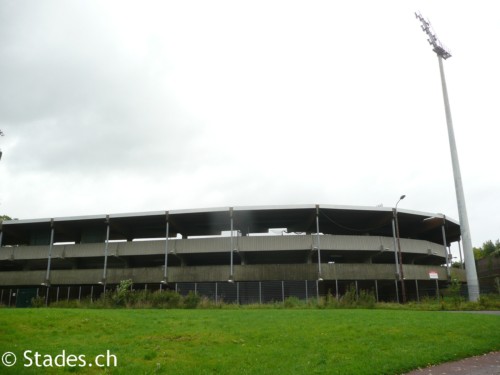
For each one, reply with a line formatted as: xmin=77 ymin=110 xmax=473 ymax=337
xmin=1 ymin=215 xmax=13 ymax=221
xmin=473 ymin=239 xmax=500 ymax=260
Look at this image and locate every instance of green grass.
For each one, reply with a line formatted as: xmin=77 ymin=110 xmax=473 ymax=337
xmin=0 ymin=309 xmax=498 ymax=374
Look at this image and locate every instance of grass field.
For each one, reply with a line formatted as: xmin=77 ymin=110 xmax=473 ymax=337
xmin=0 ymin=308 xmax=498 ymax=374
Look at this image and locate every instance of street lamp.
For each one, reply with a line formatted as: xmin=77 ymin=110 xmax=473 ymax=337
xmin=394 ymin=195 xmax=406 ymax=303
xmin=415 ymin=12 xmax=480 ymax=301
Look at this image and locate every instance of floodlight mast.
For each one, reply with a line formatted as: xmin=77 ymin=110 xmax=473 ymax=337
xmin=415 ymin=12 xmax=480 ymax=302
xmin=415 ymin=12 xmax=451 ymax=59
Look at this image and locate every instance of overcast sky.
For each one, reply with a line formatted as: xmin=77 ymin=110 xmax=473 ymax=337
xmin=0 ymin=1 xmax=499 ymax=249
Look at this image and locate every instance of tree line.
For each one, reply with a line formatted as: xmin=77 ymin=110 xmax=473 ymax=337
xmin=474 ymin=239 xmax=500 ymax=260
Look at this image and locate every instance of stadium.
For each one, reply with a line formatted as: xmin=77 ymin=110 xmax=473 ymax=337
xmin=0 ymin=204 xmax=466 ymax=306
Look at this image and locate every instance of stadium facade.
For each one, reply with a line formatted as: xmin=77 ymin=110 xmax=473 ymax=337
xmin=0 ymin=204 xmax=466 ymax=305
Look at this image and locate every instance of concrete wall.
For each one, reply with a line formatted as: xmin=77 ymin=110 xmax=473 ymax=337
xmin=2 ymin=235 xmax=446 ymax=259
xmin=0 ymin=263 xmax=464 ymax=286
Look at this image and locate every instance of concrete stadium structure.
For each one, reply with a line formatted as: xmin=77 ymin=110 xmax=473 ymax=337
xmin=0 ymin=204 xmax=466 ymax=305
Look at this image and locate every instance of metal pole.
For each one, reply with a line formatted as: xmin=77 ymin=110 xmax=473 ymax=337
xmin=163 ymin=212 xmax=169 ymax=283
xmin=44 ymin=220 xmax=55 ymax=285
xmin=259 ymin=281 xmax=262 ymax=304
xmin=282 ymin=281 xmax=285 ymax=303
xmin=391 ymin=217 xmax=400 ymax=303
xmin=101 ymin=216 xmax=110 ymax=297
xmin=394 ymin=208 xmax=407 ymax=303
xmin=305 ymin=280 xmax=308 ymax=303
xmin=394 ymin=279 xmax=399 ymax=304
xmin=375 ymin=280 xmax=379 ymax=302
xmin=441 ymin=216 xmax=450 ymax=278
xmin=45 ymin=287 xmax=50 ymax=307
xmin=236 ymin=281 xmax=239 ymax=304
xmin=438 ymin=56 xmax=479 ymax=301
xmin=316 ymin=205 xmax=322 ymax=280
xmin=415 ymin=279 xmax=420 ymax=303
xmin=229 ymin=208 xmax=234 ymax=282
xmin=333 ymin=262 xmax=339 ymax=300
xmin=391 ymin=218 xmax=400 ymax=277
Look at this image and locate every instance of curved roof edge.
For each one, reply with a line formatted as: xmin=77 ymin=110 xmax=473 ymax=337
xmin=1 ymin=204 xmax=459 ymax=226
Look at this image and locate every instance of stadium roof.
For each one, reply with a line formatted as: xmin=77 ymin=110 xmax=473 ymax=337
xmin=0 ymin=204 xmax=461 ymax=246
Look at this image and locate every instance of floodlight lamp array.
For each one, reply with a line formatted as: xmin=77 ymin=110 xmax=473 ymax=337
xmin=415 ymin=11 xmax=452 ymax=59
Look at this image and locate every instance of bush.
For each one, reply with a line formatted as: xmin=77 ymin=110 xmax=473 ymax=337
xmin=332 ymin=285 xmax=376 ymax=309
xmin=284 ymin=296 xmax=302 ymax=308
xmin=339 ymin=284 xmax=357 ymax=307
xmin=357 ymin=289 xmax=376 ymax=308
xmin=150 ymin=290 xmax=182 ymax=308
xmin=183 ymin=291 xmax=200 ymax=309
xmin=31 ymin=296 xmax=46 ymax=308
xmin=478 ymin=294 xmax=500 ymax=310
xmin=112 ymin=279 xmax=133 ymax=307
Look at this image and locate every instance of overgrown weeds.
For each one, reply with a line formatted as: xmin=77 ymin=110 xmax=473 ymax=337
xmin=29 ymin=279 xmax=500 ymax=311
